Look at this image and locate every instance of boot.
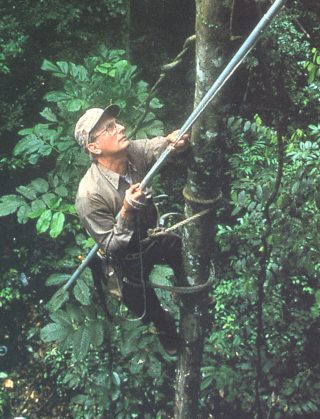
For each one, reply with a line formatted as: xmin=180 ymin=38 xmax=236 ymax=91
xmin=154 ymin=310 xmax=180 ymax=356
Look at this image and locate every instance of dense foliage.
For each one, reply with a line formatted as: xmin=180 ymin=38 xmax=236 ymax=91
xmin=1 ymin=0 xmax=319 ymax=418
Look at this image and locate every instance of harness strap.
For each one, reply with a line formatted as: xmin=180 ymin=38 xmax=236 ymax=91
xmin=123 ymin=275 xmax=214 ymax=294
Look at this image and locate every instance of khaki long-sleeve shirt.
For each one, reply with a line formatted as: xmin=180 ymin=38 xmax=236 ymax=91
xmin=75 ymin=137 xmax=168 ymax=257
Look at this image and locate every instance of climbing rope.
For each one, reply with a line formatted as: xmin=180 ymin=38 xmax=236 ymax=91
xmin=146 ymin=190 xmax=222 ymax=239
xmin=182 ymin=188 xmax=222 ymax=205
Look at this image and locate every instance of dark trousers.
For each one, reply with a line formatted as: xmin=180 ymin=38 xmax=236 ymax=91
xmin=121 ymin=233 xmax=184 ymax=330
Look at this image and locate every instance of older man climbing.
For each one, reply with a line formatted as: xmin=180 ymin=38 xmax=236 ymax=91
xmin=74 ymin=104 xmax=189 ymax=355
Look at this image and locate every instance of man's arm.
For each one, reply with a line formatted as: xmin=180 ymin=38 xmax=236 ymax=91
xmin=76 ymin=184 xmax=148 ymax=257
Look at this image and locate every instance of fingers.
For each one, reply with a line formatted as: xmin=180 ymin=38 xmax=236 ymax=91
xmin=124 ymin=183 xmax=147 ymax=211
xmin=167 ymin=131 xmax=189 ymax=154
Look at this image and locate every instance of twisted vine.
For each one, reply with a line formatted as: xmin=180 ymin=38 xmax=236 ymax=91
xmin=129 ymin=35 xmax=195 ymax=139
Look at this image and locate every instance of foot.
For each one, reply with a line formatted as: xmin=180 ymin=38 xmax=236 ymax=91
xmin=156 ymin=311 xmax=180 ymax=356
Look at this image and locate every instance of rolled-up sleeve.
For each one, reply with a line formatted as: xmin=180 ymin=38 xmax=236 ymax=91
xmin=76 ymin=195 xmax=135 ymax=257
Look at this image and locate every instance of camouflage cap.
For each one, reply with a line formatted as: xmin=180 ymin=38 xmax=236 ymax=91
xmin=74 ymin=104 xmax=120 ymax=150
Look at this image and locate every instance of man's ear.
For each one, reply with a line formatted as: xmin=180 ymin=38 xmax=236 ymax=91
xmin=87 ymin=142 xmax=101 ymax=155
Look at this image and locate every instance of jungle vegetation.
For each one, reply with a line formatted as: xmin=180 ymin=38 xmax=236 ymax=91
xmin=0 ymin=0 xmax=319 ymax=418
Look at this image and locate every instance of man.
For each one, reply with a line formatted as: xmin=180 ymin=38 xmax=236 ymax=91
xmin=75 ymin=104 xmax=189 ymax=355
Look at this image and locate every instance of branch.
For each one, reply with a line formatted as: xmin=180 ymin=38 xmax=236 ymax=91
xmin=129 ymin=35 xmax=195 ymax=139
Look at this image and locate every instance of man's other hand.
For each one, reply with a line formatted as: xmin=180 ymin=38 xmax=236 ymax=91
xmin=165 ymin=130 xmax=189 ymax=154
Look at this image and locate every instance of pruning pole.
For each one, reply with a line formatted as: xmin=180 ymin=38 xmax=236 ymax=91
xmin=64 ymin=0 xmax=287 ymax=291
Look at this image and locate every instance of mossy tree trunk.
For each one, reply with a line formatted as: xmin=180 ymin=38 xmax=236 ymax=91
xmin=174 ymin=1 xmax=231 ymax=417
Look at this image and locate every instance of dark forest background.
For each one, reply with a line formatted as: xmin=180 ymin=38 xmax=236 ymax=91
xmin=0 ymin=0 xmax=319 ymax=417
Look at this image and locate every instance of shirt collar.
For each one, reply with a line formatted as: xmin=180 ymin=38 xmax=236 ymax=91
xmin=95 ymin=160 xmax=138 ymax=190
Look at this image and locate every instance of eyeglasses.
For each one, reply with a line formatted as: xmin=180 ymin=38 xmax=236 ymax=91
xmin=90 ymin=119 xmax=123 ymax=142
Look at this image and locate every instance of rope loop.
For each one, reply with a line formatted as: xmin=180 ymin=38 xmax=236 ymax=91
xmin=183 ymin=187 xmax=222 ymax=205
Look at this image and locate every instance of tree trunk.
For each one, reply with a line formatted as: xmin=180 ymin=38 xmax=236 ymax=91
xmin=174 ymin=1 xmax=231 ymax=417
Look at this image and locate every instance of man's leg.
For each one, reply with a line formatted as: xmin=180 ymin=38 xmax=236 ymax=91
xmin=121 ymin=259 xmax=179 ymax=355
xmin=146 ymin=233 xmax=185 ymax=285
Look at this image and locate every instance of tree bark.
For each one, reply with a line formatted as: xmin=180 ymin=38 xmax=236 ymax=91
xmin=174 ymin=1 xmax=231 ymax=417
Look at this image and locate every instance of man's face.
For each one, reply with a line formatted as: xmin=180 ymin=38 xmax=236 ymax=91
xmin=88 ymin=117 xmax=130 ymax=157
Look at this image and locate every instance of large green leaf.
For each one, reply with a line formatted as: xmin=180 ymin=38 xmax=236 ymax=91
xmin=50 ymin=310 xmax=73 ymax=328
xmin=17 ymin=204 xmax=31 ymax=224
xmin=28 ymin=199 xmax=46 ymax=218
xmin=46 ymin=273 xmax=70 ymax=287
xmin=73 ymin=278 xmax=91 ymax=306
xmin=44 ymin=91 xmax=71 ymax=102
xmin=16 ymin=185 xmax=37 ymax=200
xmin=40 ymin=107 xmax=58 ymax=122
xmin=89 ymin=320 xmax=105 ymax=348
xmin=46 ymin=288 xmax=69 ymax=312
xmin=30 ymin=178 xmax=49 ymax=193
xmin=42 ymin=193 xmax=57 ymax=207
xmin=66 ymin=303 xmax=84 ymax=323
xmin=41 ymin=59 xmax=60 ymax=72
xmin=56 ymin=61 xmax=69 ymax=74
xmin=40 ymin=322 xmax=69 ymax=342
xmin=49 ymin=212 xmax=65 ymax=238
xmin=13 ymin=136 xmax=41 ymax=156
xmin=66 ymin=99 xmax=83 ymax=112
xmin=55 ymin=185 xmax=68 ymax=197
xmin=36 ymin=209 xmax=52 ymax=233
xmin=0 ymin=194 xmax=25 ymax=217
xmin=73 ymin=324 xmax=91 ymax=361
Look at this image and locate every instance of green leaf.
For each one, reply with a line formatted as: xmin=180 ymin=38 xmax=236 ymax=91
xmin=28 ymin=199 xmax=46 ymax=218
xmin=112 ymin=372 xmax=121 ymax=386
xmin=30 ymin=178 xmax=49 ymax=193
xmin=55 ymin=185 xmax=68 ymax=197
xmin=40 ymin=322 xmax=69 ymax=342
xmin=40 ymin=107 xmax=58 ymax=122
xmin=13 ymin=136 xmax=41 ymax=157
xmin=238 ymin=191 xmax=246 ymax=206
xmin=49 ymin=310 xmax=72 ymax=328
xmin=200 ymin=375 xmax=214 ymax=391
xmin=66 ymin=99 xmax=83 ymax=112
xmin=243 ymin=121 xmax=251 ymax=132
xmin=36 ymin=209 xmax=52 ymax=233
xmin=0 ymin=194 xmax=25 ymax=217
xmin=150 ymin=265 xmax=174 ymax=284
xmin=16 ymin=185 xmax=37 ymax=200
xmin=46 ymin=288 xmax=69 ymax=312
xmin=49 ymin=212 xmax=65 ymax=238
xmin=17 ymin=204 xmax=31 ymax=224
xmin=46 ymin=273 xmax=70 ymax=287
xmin=90 ymin=320 xmax=105 ymax=347
xmin=44 ymin=91 xmax=71 ymax=102
xmin=73 ymin=278 xmax=91 ymax=305
xmin=71 ymin=394 xmax=88 ymax=405
xmin=66 ymin=303 xmax=84 ymax=323
xmin=46 ymin=195 xmax=62 ymax=209
xmin=149 ymin=98 xmax=163 ymax=109
xmin=73 ymin=324 xmax=91 ymax=361
xmin=147 ymin=359 xmax=162 ymax=378
xmin=41 ymin=59 xmax=60 ymax=72
xmin=38 ymin=143 xmax=52 ymax=156
xmin=57 ymin=61 xmax=69 ymax=74
xmin=42 ymin=193 xmax=57 ymax=207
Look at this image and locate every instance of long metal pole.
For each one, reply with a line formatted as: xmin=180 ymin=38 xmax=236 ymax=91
xmin=64 ymin=0 xmax=287 ymax=291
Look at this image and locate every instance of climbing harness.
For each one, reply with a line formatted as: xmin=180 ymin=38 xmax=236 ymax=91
xmin=65 ymin=0 xmax=287 ymax=292
xmin=120 ymin=189 xmax=222 ymax=297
